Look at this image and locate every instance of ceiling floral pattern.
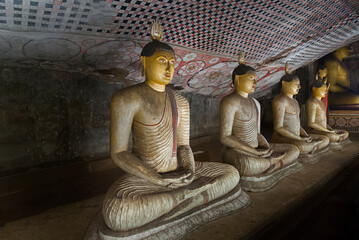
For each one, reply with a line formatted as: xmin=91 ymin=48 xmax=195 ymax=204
xmin=0 ymin=0 xmax=358 ymax=98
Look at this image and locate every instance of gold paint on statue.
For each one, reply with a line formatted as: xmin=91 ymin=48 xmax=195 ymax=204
xmin=271 ymin=63 xmax=329 ymax=155
xmin=141 ymin=51 xmax=175 ymax=92
xmin=325 ymin=46 xmax=359 ymax=106
xmin=220 ymin=53 xmax=299 ymax=180
xmin=306 ymin=79 xmax=349 ymax=142
xmin=102 ymin=20 xmax=241 ymax=232
xmin=318 ymin=68 xmax=328 ymax=83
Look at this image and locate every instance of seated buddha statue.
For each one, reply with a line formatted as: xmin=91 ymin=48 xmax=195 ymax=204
xmin=100 ymin=20 xmax=249 ymax=237
xmin=220 ymin=53 xmax=301 ymax=192
xmin=306 ymin=79 xmax=349 ymax=144
xmin=271 ymin=63 xmax=329 ymax=162
xmin=325 ymin=46 xmax=359 ymax=108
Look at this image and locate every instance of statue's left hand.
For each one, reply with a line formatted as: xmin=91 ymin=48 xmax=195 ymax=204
xmin=161 ymin=168 xmax=194 ymax=188
xmin=182 ymin=168 xmax=195 ymax=183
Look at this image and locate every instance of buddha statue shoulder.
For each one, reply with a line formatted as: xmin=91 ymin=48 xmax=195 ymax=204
xmin=220 ymin=53 xmax=301 ymax=192
xmin=271 ymin=63 xmax=329 ymax=159
xmin=305 ymin=78 xmax=349 ymax=143
xmin=325 ymin=46 xmax=359 ymax=107
xmin=100 ymin=20 xmax=249 ymax=237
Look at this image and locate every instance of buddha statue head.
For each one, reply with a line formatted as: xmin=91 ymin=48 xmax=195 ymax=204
xmin=333 ymin=46 xmax=351 ymax=61
xmin=312 ymin=80 xmax=328 ymax=100
xmin=317 ymin=65 xmax=328 ymax=81
xmin=141 ymin=19 xmax=175 ymax=91
xmin=232 ymin=51 xmax=257 ymax=96
xmin=281 ymin=63 xmax=301 ymax=97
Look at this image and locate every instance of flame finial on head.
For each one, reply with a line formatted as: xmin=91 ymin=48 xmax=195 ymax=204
xmin=150 ymin=18 xmax=163 ymax=41
xmin=285 ymin=62 xmax=290 ymax=74
xmin=238 ymin=51 xmax=245 ymax=65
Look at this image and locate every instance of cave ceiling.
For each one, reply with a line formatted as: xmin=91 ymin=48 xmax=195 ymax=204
xmin=0 ymin=0 xmax=358 ymax=98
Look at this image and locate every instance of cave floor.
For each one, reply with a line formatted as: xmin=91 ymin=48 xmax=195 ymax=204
xmin=1 ymin=135 xmax=359 ymax=240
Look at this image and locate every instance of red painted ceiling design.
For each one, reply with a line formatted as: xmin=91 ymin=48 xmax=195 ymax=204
xmin=0 ymin=0 xmax=358 ymax=98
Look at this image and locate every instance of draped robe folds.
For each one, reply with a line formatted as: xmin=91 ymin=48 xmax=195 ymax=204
xmin=271 ymin=95 xmax=329 ymax=154
xmin=305 ymin=96 xmax=349 ymax=142
xmin=221 ymin=94 xmax=299 ymax=176
xmin=103 ymin=89 xmax=240 ymax=231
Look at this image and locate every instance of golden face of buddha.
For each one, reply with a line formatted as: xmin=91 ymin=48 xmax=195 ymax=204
xmin=282 ymin=78 xmax=301 ymax=96
xmin=313 ymin=85 xmax=327 ymax=99
xmin=142 ymin=50 xmax=175 ymax=86
xmin=235 ymin=71 xmax=257 ymax=93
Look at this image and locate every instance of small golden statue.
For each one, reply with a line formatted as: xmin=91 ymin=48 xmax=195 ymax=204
xmin=325 ymin=46 xmax=359 ymax=107
xmin=98 ymin=19 xmax=249 ymax=238
xmin=271 ymin=63 xmax=330 ymax=163
xmin=306 ymin=77 xmax=349 ymax=144
xmin=317 ymin=65 xmax=329 ymax=110
xmin=220 ymin=53 xmax=301 ymax=192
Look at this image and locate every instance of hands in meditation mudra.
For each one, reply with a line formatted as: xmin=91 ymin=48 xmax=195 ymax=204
xmin=305 ymin=70 xmax=349 ymax=143
xmin=271 ymin=63 xmax=329 ymax=161
xmin=101 ymin=20 xmax=248 ymax=235
xmin=220 ymin=53 xmax=301 ymax=192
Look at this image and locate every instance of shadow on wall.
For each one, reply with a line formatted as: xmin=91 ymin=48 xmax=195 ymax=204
xmin=0 ymin=67 xmax=221 ymax=177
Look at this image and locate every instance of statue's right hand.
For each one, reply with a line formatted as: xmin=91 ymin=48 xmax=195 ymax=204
xmin=159 ymin=171 xmax=192 ymax=188
xmin=301 ymin=136 xmax=312 ymax=142
xmin=255 ymin=147 xmax=271 ymax=157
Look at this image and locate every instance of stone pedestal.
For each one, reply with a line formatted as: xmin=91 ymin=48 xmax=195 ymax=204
xmin=84 ymin=184 xmax=250 ymax=240
xmin=240 ymin=161 xmax=303 ymax=192
xmin=298 ymin=146 xmax=331 ymax=164
xmin=329 ymin=138 xmax=351 ymax=151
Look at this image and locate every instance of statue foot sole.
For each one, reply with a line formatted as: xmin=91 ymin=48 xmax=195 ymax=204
xmin=329 ymin=138 xmax=351 ymax=151
xmin=240 ymin=161 xmax=303 ymax=192
xmin=299 ymin=146 xmax=331 ymax=164
xmin=84 ymin=184 xmax=250 ymax=240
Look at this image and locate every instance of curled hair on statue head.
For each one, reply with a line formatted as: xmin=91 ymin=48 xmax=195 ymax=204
xmin=312 ymin=80 xmax=325 ymax=89
xmin=231 ymin=51 xmax=255 ymax=84
xmin=280 ymin=62 xmax=298 ymax=83
xmin=231 ymin=64 xmax=255 ymax=84
xmin=140 ymin=40 xmax=175 ymax=57
xmin=280 ymin=73 xmax=298 ymax=83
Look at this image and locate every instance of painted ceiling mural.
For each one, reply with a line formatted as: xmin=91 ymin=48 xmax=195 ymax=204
xmin=0 ymin=0 xmax=358 ymax=98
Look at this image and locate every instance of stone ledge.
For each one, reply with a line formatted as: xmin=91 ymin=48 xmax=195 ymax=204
xmin=181 ymin=135 xmax=359 ymax=240
xmin=0 ymin=135 xmax=358 ymax=240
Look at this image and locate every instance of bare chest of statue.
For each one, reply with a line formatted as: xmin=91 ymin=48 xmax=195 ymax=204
xmin=314 ymin=99 xmax=327 ymax=127
xmin=134 ymin=91 xmax=168 ymax=125
xmin=282 ymin=96 xmax=300 ymax=135
xmin=234 ymin=97 xmax=253 ymax=121
xmin=284 ymin=97 xmax=299 ymax=116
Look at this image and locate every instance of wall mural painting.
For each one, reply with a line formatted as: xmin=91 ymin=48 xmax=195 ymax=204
xmin=0 ymin=30 xmax=293 ymax=98
xmin=23 ymin=38 xmax=81 ymax=62
xmin=1 ymin=29 xmax=357 ymax=99
xmin=0 ymin=37 xmax=12 ymax=54
xmin=0 ymin=0 xmax=358 ymax=98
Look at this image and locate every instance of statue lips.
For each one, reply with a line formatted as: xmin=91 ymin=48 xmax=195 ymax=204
xmin=164 ymin=73 xmax=171 ymax=82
